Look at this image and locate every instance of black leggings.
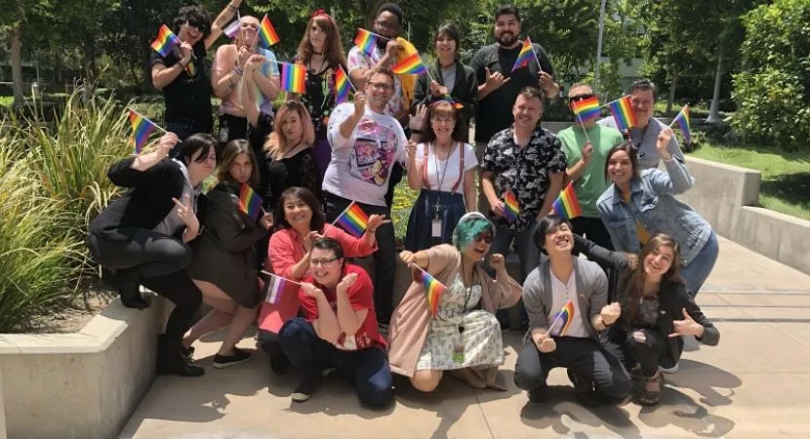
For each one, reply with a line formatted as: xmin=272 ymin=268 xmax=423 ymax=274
xmin=623 ymin=329 xmax=671 ymax=377
xmin=88 ymin=231 xmax=202 ymax=354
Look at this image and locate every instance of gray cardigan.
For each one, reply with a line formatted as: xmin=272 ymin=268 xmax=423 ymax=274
xmin=522 ymin=257 xmax=608 ymax=341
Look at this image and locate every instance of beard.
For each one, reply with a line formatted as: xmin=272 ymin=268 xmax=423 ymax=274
xmin=495 ymin=31 xmax=517 ymax=47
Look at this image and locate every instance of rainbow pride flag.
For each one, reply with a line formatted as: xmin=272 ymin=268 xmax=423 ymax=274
xmin=672 ymin=105 xmax=691 ymax=145
xmin=354 ymin=28 xmax=379 ymax=56
xmin=421 ymin=270 xmax=448 ymax=316
xmin=335 ymin=65 xmax=351 ymax=104
xmin=336 ymin=202 xmax=369 ymax=237
xmin=439 ymin=94 xmax=464 ymax=110
xmin=280 ymin=63 xmax=306 ymax=94
xmin=265 ymin=273 xmax=291 ymax=305
xmin=150 ymin=25 xmax=181 ymax=58
xmin=550 ymin=299 xmax=575 ymax=336
xmin=223 ymin=20 xmax=241 ymax=39
xmin=571 ymin=95 xmax=601 ymax=124
xmin=511 ymin=37 xmax=535 ymax=72
xmin=608 ymin=96 xmax=637 ymax=131
xmin=128 ymin=110 xmax=157 ymax=154
xmin=552 ymin=182 xmax=582 ymax=220
xmin=504 ymin=190 xmax=520 ymax=223
xmin=259 ymin=15 xmax=280 ymax=47
xmin=238 ymin=183 xmax=263 ymax=220
xmin=392 ymin=53 xmax=427 ymax=75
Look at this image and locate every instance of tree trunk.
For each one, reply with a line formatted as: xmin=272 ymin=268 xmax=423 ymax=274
xmin=666 ymin=69 xmax=678 ymax=115
xmin=10 ymin=23 xmax=24 ymax=107
xmin=707 ymin=52 xmax=724 ymax=124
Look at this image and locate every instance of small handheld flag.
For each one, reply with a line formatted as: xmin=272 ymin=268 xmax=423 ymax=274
xmin=259 ymin=15 xmax=281 ymax=47
xmin=150 ymin=25 xmax=181 ymax=58
xmin=549 ymin=299 xmax=575 ymax=336
xmin=608 ymin=96 xmax=637 ymax=131
xmin=391 ymin=53 xmax=427 ymax=75
xmin=436 ymin=94 xmax=463 ymax=110
xmin=335 ymin=202 xmax=370 ymax=237
xmin=128 ymin=110 xmax=158 ymax=154
xmin=280 ymin=62 xmax=306 ymax=94
xmin=420 ymin=270 xmax=448 ymax=316
xmin=223 ymin=20 xmax=241 ymax=39
xmin=511 ymin=38 xmax=535 ymax=72
xmin=671 ymin=105 xmax=691 ymax=145
xmin=570 ymin=96 xmax=601 ymax=124
xmin=334 ymin=65 xmax=352 ymax=104
xmin=354 ymin=28 xmax=379 ymax=56
xmin=238 ymin=183 xmax=263 ymax=220
xmin=504 ymin=190 xmax=520 ymax=223
xmin=265 ymin=273 xmax=292 ymax=305
xmin=551 ymin=183 xmax=582 ymax=220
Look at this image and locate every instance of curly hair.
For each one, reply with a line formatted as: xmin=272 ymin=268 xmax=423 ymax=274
xmin=172 ymin=5 xmax=212 ymax=38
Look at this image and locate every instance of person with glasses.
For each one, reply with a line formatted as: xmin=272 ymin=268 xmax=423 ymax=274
xmin=257 ymin=187 xmax=384 ymax=375
xmin=598 ymin=79 xmax=685 ymax=169
xmin=514 ymin=215 xmax=631 ymax=406
xmin=557 ymin=83 xmax=625 ymax=253
xmin=151 ymin=2 xmax=243 ymax=148
xmin=87 ymin=133 xmax=219 ymax=377
xmin=212 ymin=15 xmax=280 ymax=150
xmin=389 ymin=212 xmax=522 ymax=392
xmin=404 ymin=100 xmax=477 ymax=251
xmin=323 ymin=67 xmax=413 ymax=327
xmin=279 ymin=237 xmax=393 ymax=407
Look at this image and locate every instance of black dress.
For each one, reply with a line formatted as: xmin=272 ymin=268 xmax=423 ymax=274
xmin=264 ymin=147 xmax=323 ymax=213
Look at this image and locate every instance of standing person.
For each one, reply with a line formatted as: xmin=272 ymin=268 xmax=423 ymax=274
xmin=279 ymin=238 xmax=393 ymax=407
xmin=212 ymin=15 xmax=281 ymax=149
xmin=557 ymin=83 xmax=624 ymax=250
xmin=412 ymin=22 xmax=478 ymax=142
xmin=184 ymin=140 xmax=273 ymax=368
xmin=597 ymin=129 xmax=719 ymax=297
xmin=599 ymin=79 xmax=684 ymax=169
xmin=292 ymin=9 xmax=348 ymax=177
xmin=481 ymin=87 xmax=566 ymax=284
xmin=389 ymin=213 xmax=522 ymax=392
xmin=404 ymin=100 xmax=477 ymax=251
xmin=151 ymin=2 xmax=242 ymax=145
xmin=87 ymin=133 xmax=219 ymax=377
xmin=514 ymin=215 xmax=631 ymax=406
xmin=323 ymin=67 xmax=412 ymax=326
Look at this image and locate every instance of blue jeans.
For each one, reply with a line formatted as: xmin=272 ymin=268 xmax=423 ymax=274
xmin=279 ymin=318 xmax=394 ymax=408
xmin=679 ymin=232 xmax=719 ymax=297
xmin=488 ymin=220 xmax=542 ymax=326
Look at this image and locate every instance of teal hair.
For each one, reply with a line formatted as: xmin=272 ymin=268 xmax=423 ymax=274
xmin=453 ymin=217 xmax=495 ymax=250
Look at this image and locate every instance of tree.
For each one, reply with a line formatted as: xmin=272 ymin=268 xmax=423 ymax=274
xmin=0 ymin=0 xmax=54 ymax=107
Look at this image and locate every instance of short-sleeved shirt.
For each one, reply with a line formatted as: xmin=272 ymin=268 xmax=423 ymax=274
xmin=323 ymin=103 xmax=408 ymax=206
xmin=347 ymin=46 xmax=405 ymax=117
xmin=481 ymin=127 xmax=567 ymax=231
xmin=299 ymin=264 xmax=386 ymax=350
xmin=557 ymin=124 xmax=625 ymax=218
xmin=469 ymin=42 xmax=555 ymax=142
xmin=213 ymin=46 xmax=279 ymax=116
xmin=415 ymin=142 xmax=478 ymax=194
xmin=150 ymin=41 xmax=213 ymax=126
xmin=598 ymin=116 xmax=684 ymax=169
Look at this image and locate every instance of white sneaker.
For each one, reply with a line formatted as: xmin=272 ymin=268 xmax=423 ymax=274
xmin=659 ymin=363 xmax=679 ymax=374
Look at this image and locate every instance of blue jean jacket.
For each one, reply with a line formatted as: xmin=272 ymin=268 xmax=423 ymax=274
xmin=596 ymin=159 xmax=712 ymax=267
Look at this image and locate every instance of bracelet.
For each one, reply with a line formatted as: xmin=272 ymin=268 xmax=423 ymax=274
xmin=368 ymin=228 xmax=377 ymax=234
xmin=227 ymin=3 xmax=238 ymax=11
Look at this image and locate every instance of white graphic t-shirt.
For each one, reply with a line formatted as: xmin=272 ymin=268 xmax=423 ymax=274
xmin=324 ymin=103 xmax=407 ymax=206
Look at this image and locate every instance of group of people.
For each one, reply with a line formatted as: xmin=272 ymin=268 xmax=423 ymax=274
xmin=86 ymin=1 xmax=722 ymax=411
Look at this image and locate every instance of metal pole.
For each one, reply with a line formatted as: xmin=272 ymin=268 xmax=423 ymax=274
xmin=594 ymin=0 xmax=608 ymax=94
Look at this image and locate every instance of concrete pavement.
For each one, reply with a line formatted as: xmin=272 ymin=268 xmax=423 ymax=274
xmin=119 ymin=236 xmax=810 ymax=438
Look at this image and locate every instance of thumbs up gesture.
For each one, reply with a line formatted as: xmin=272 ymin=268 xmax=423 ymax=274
xmin=669 ymin=308 xmax=704 ymax=338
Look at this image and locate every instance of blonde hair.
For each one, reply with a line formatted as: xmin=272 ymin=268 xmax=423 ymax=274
xmin=264 ymin=101 xmax=316 ymax=160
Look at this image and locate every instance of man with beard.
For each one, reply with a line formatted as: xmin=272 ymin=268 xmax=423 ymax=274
xmin=470 ymin=4 xmax=560 ymax=210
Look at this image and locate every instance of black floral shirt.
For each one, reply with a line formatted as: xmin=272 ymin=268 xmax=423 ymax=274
xmin=481 ymin=126 xmax=567 ymax=231
xmin=294 ymin=56 xmax=342 ymax=141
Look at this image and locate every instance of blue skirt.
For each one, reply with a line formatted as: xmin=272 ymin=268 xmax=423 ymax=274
xmin=404 ymin=189 xmax=466 ymax=251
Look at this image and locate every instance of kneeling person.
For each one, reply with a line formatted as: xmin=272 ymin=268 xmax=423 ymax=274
xmin=279 ymin=238 xmax=393 ymax=408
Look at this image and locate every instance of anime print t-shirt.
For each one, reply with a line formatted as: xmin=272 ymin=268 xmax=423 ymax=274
xmin=323 ymin=103 xmax=407 ymax=206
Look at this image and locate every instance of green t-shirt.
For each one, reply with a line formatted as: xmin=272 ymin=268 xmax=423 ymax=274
xmin=557 ymin=124 xmax=625 ymax=218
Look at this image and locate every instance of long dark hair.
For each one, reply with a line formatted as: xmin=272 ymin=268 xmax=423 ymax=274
xmin=604 ymin=141 xmax=639 ymax=185
xmin=273 ymin=187 xmax=325 ymax=232
xmin=623 ymin=234 xmax=684 ymax=324
xmin=178 ymin=133 xmax=216 ymax=165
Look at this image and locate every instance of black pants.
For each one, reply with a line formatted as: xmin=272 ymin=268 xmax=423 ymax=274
xmin=167 ymin=118 xmax=213 ymax=157
xmin=514 ymin=336 xmax=631 ymax=401
xmin=217 ymin=113 xmax=250 ymax=158
xmin=324 ymin=192 xmax=395 ymax=323
xmin=623 ymin=329 xmax=672 ymax=377
xmin=257 ymin=328 xmax=285 ymax=357
xmin=87 ymin=231 xmax=202 ymax=355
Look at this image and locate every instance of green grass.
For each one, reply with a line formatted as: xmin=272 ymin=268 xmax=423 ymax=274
xmin=688 ymin=143 xmax=810 ymax=220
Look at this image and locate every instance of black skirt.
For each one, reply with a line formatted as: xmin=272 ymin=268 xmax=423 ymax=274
xmin=404 ymin=189 xmax=467 ymax=251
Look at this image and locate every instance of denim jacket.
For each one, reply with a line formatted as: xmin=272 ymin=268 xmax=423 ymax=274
xmin=596 ymin=159 xmax=712 ymax=267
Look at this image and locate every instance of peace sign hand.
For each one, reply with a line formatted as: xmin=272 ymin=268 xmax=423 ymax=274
xmin=172 ymin=194 xmax=199 ymax=231
xmin=669 ymin=308 xmax=704 ymax=338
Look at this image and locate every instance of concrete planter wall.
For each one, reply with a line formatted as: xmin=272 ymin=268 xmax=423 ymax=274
xmin=0 ymin=298 xmax=170 ymax=439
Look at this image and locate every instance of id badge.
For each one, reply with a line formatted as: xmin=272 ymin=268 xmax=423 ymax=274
xmin=431 ymin=217 xmax=443 ymax=238
xmin=453 ymin=343 xmax=465 ymax=364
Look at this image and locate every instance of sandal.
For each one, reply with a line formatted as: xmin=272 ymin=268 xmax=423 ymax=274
xmin=637 ymin=371 xmax=662 ymax=406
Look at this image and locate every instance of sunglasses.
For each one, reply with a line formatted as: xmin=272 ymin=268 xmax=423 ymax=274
xmin=568 ymin=93 xmax=595 ymax=103
xmin=474 ymin=233 xmax=494 ymax=244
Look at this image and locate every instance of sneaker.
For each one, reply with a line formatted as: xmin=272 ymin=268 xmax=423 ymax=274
xmin=567 ymin=369 xmax=599 ymax=408
xmin=213 ymin=347 xmax=252 ymax=369
xmin=291 ymin=372 xmax=323 ymax=402
xmin=157 ymin=357 xmax=205 ymax=377
xmin=659 ymin=363 xmax=679 ymax=374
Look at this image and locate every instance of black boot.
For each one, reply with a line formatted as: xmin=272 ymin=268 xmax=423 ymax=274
xmin=157 ymin=335 xmax=204 ymax=377
xmin=113 ymin=270 xmax=149 ymax=310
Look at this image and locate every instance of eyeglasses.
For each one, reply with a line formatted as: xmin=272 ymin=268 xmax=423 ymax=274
xmin=568 ymin=93 xmax=595 ymax=103
xmin=310 ymin=257 xmax=339 ymax=267
xmin=474 ymin=233 xmax=494 ymax=244
xmin=368 ymin=81 xmax=393 ymax=92
xmin=375 ymin=19 xmax=400 ymax=31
